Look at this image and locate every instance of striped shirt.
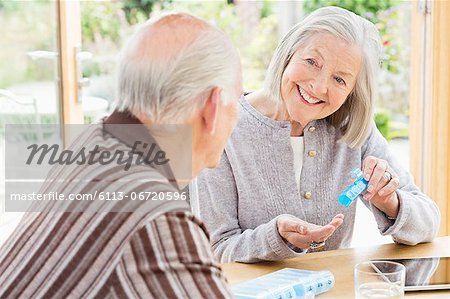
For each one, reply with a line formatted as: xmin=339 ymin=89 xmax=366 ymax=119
xmin=0 ymin=111 xmax=232 ymax=298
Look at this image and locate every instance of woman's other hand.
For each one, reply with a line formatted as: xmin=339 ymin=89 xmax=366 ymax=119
xmin=277 ymin=214 xmax=344 ymax=250
xmin=362 ymin=155 xmax=401 ymax=218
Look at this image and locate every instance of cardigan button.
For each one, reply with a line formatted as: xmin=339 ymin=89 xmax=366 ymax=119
xmin=304 ymin=191 xmax=312 ymax=199
xmin=308 ymin=126 xmax=316 ymax=132
xmin=308 ymin=150 xmax=317 ymax=157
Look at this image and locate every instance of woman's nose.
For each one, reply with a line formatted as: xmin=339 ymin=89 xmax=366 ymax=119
xmin=309 ymin=73 xmax=328 ymax=96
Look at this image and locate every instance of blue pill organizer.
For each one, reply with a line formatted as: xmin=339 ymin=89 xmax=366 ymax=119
xmin=231 ymin=268 xmax=334 ymax=299
xmin=338 ymin=168 xmax=369 ymax=207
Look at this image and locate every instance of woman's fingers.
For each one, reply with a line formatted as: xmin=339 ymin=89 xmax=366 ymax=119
xmin=377 ymin=177 xmax=400 ymax=197
xmin=362 ymin=156 xmax=401 ymax=217
xmin=277 ymin=216 xmax=307 ymax=235
xmin=363 ymin=156 xmax=377 ymax=180
xmin=368 ymin=161 xmax=387 ymax=194
xmin=309 ymin=225 xmax=336 ymax=243
xmin=310 ymin=214 xmax=344 ymax=241
xmin=329 ymin=214 xmax=345 ymax=229
xmin=373 ymin=171 xmax=391 ymax=195
xmin=363 ymin=156 xmax=388 ymax=200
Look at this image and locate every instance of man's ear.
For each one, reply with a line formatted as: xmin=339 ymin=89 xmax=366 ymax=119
xmin=201 ymin=87 xmax=221 ymax=135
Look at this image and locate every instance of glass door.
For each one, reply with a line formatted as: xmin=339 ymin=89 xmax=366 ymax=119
xmin=0 ymin=0 xmax=62 ymax=243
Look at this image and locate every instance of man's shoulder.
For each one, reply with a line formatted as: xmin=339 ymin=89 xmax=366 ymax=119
xmin=132 ymin=209 xmax=214 ymax=258
xmin=152 ymin=210 xmax=208 ymax=233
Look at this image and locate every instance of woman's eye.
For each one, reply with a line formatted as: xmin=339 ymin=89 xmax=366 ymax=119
xmin=335 ymin=76 xmax=346 ymax=86
xmin=305 ymin=58 xmax=316 ymax=66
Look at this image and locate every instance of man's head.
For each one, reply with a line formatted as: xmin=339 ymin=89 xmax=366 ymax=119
xmin=115 ymin=12 xmax=243 ymax=176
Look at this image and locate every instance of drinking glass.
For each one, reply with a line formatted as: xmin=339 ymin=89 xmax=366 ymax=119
xmin=355 ymin=261 xmax=406 ymax=299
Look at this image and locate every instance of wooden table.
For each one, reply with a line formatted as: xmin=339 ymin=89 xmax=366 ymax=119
xmin=222 ymin=236 xmax=450 ymax=298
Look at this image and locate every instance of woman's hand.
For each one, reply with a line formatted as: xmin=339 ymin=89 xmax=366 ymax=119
xmin=362 ymin=156 xmax=401 ymax=218
xmin=277 ymin=214 xmax=344 ymax=250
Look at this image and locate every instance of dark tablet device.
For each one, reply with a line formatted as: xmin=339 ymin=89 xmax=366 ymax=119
xmin=373 ymin=257 xmax=450 ymax=291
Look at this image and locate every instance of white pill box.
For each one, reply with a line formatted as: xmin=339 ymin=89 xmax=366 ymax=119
xmin=231 ymin=268 xmax=334 ymax=299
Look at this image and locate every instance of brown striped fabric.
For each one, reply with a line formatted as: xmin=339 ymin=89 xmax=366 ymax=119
xmin=0 ymin=112 xmax=233 ymax=298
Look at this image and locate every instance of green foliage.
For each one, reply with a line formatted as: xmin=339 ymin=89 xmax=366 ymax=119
xmin=0 ymin=1 xmax=56 ymax=87
xmin=389 ymin=120 xmax=409 ymax=139
xmin=122 ymin=0 xmax=172 ymax=25
xmin=242 ymin=15 xmax=277 ymax=90
xmin=260 ymin=0 xmax=272 ymax=18
xmin=81 ymin=0 xmax=174 ymax=46
xmin=375 ymin=111 xmax=391 ymax=140
xmin=0 ymin=0 xmax=18 ymax=11
xmin=303 ymin=0 xmax=398 ymax=22
xmin=79 ymin=0 xmax=277 ymax=92
xmin=162 ymin=1 xmax=277 ymax=91
xmin=81 ymin=62 xmax=102 ymax=78
xmin=0 ymin=0 xmax=50 ymax=12
xmin=164 ymin=1 xmax=243 ymax=42
xmin=81 ymin=1 xmax=124 ymax=44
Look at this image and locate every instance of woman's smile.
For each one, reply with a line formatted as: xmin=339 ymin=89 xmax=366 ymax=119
xmin=297 ymin=85 xmax=324 ymax=106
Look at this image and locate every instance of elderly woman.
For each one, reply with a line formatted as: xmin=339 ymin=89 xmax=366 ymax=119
xmin=192 ymin=6 xmax=440 ymax=263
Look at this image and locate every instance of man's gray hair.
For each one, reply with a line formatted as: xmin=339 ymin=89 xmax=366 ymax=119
xmin=115 ymin=13 xmax=240 ymax=123
xmin=263 ymin=6 xmax=382 ymax=147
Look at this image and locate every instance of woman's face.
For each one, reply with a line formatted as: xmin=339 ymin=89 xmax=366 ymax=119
xmin=281 ymin=32 xmax=362 ymax=127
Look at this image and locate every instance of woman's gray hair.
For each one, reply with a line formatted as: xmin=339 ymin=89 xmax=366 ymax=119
xmin=263 ymin=6 xmax=382 ymax=147
xmin=115 ymin=13 xmax=240 ymax=123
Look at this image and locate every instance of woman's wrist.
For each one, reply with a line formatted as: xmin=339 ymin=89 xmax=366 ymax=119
xmin=381 ymin=192 xmax=400 ymax=219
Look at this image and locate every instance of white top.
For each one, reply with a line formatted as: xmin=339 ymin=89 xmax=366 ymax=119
xmin=290 ymin=136 xmax=304 ymax=191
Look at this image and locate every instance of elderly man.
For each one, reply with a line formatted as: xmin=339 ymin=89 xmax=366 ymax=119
xmin=0 ymin=13 xmax=242 ymax=298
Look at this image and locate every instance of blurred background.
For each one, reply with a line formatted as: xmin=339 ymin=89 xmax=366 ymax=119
xmin=0 ymin=0 xmax=410 ymax=133
xmin=1 ymin=0 xmax=449 ymax=249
